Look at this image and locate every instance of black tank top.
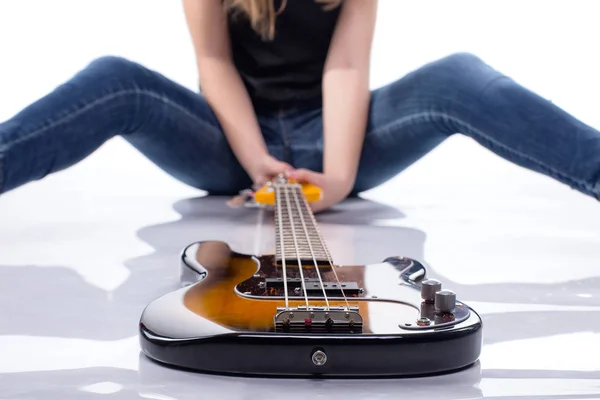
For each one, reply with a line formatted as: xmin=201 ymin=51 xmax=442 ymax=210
xmin=227 ymin=0 xmax=342 ymax=112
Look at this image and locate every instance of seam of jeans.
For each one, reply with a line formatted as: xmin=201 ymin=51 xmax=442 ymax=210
xmin=367 ymin=111 xmax=597 ymax=196
xmin=277 ymin=110 xmax=293 ymax=164
xmin=0 ymin=89 xmax=222 ymax=154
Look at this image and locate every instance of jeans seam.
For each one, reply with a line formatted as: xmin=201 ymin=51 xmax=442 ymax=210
xmin=0 ymin=89 xmax=222 ymax=154
xmin=368 ymin=111 xmax=596 ymax=195
xmin=277 ymin=110 xmax=293 ymax=164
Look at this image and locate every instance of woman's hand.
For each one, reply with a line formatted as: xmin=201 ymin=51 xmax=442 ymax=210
xmin=286 ymin=169 xmax=353 ymax=213
xmin=247 ymin=154 xmax=293 ymax=190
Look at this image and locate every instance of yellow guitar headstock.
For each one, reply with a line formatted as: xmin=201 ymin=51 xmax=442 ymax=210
xmin=254 ymin=179 xmax=322 ymax=206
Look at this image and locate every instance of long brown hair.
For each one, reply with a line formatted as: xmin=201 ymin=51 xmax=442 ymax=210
xmin=223 ymin=0 xmax=342 ymax=40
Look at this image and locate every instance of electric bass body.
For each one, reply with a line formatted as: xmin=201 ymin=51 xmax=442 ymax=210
xmin=139 ymin=178 xmax=483 ymax=377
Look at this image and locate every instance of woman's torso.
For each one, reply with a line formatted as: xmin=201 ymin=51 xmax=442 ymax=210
xmin=227 ymin=0 xmax=342 ymax=112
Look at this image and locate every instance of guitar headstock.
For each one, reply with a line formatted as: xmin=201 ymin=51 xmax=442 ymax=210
xmin=227 ymin=175 xmax=322 ymax=209
xmin=254 ymin=176 xmax=321 ymax=206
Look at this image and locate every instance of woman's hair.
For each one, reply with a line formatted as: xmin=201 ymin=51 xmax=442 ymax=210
xmin=223 ymin=0 xmax=342 ymax=40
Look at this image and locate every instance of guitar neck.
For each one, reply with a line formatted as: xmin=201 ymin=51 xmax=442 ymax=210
xmin=273 ymin=182 xmax=331 ymax=265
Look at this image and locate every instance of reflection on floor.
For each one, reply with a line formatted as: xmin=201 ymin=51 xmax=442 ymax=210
xmin=1 ymin=0 xmax=599 ymax=399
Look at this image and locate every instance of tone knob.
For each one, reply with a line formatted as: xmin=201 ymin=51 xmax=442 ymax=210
xmin=435 ymin=290 xmax=456 ymax=313
xmin=421 ymin=279 xmax=442 ymax=303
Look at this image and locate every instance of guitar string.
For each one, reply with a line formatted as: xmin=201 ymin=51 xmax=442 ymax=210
xmin=282 ymin=185 xmax=310 ymax=309
xmin=290 ymin=184 xmax=330 ymax=310
xmin=298 ymin=186 xmax=351 ymax=311
xmin=275 ymin=184 xmax=290 ymax=309
xmin=283 ymin=184 xmax=309 ymax=309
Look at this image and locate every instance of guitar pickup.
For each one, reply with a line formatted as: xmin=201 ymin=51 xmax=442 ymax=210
xmin=264 ymin=278 xmax=361 ymax=297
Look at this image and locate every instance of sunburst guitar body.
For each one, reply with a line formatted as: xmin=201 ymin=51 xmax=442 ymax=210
xmin=139 ymin=176 xmax=482 ymax=377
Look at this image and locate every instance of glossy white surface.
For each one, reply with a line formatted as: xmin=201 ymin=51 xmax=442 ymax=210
xmin=1 ymin=0 xmax=600 ymax=398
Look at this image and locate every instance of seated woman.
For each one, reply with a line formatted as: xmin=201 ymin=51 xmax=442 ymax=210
xmin=0 ymin=0 xmax=598 ymax=212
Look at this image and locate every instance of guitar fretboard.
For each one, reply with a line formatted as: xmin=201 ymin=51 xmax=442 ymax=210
xmin=273 ymin=183 xmax=331 ymax=264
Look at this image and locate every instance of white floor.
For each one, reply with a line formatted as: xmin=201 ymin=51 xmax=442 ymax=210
xmin=1 ymin=1 xmax=600 ymax=399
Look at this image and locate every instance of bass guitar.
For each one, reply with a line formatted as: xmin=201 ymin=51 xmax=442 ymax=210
xmin=139 ymin=175 xmax=482 ymax=377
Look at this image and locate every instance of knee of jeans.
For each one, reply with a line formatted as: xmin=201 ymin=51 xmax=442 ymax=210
xmin=420 ymin=52 xmax=505 ymax=97
xmin=431 ymin=52 xmax=491 ymax=79
xmin=83 ymin=55 xmax=148 ymax=85
xmin=437 ymin=52 xmax=485 ymax=69
xmin=88 ymin=55 xmax=135 ymax=72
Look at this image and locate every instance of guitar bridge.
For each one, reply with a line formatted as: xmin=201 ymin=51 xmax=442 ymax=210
xmin=274 ymin=305 xmax=363 ymax=333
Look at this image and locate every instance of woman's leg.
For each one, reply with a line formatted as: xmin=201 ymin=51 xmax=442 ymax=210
xmin=353 ymin=52 xmax=600 ymax=200
xmin=0 ymin=56 xmax=251 ymax=195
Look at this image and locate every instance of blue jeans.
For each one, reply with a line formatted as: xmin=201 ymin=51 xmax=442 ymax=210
xmin=1 ymin=53 xmax=599 ymax=199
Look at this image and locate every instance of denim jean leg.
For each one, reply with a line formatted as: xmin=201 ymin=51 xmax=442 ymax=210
xmin=453 ymin=54 xmax=600 ymax=199
xmin=0 ymin=56 xmax=251 ymax=195
xmin=0 ymin=57 xmax=147 ymax=193
xmin=355 ymin=52 xmax=600 ymax=200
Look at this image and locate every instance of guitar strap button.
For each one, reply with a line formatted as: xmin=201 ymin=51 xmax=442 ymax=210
xmin=311 ymin=349 xmax=327 ymax=366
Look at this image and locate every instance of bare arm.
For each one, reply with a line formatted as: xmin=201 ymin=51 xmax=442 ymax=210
xmin=322 ymin=0 xmax=378 ymax=186
xmin=181 ymin=0 xmax=289 ymax=185
xmin=285 ymin=1 xmax=377 ymax=211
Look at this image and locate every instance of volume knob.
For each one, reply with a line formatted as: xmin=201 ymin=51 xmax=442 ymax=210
xmin=421 ymin=279 xmax=442 ymax=303
xmin=435 ymin=290 xmax=456 ymax=313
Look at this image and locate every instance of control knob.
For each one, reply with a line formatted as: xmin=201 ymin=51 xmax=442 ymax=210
xmin=435 ymin=290 xmax=456 ymax=313
xmin=421 ymin=279 xmax=442 ymax=303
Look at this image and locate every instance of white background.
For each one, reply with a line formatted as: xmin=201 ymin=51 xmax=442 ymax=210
xmin=1 ymin=1 xmax=600 ymax=399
